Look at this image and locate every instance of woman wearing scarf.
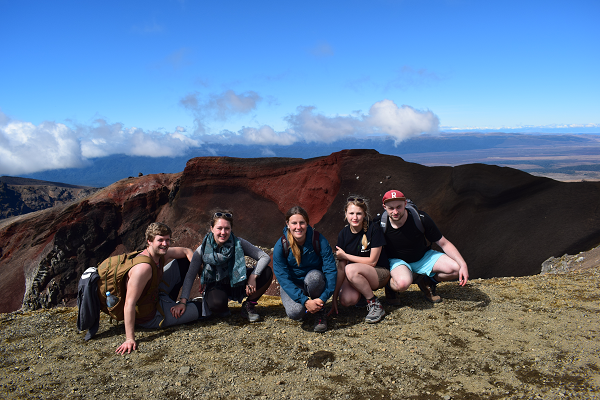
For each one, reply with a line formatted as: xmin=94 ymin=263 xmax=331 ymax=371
xmin=272 ymin=206 xmax=337 ymax=332
xmin=173 ymin=210 xmax=272 ymax=322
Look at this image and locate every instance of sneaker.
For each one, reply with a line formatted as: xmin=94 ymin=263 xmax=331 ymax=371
xmin=313 ymin=311 xmax=328 ymax=333
xmin=385 ymin=283 xmax=402 ymax=305
xmin=365 ymin=297 xmax=385 ymax=324
xmin=417 ymin=277 xmax=442 ymax=303
xmin=241 ymin=300 xmax=260 ymax=322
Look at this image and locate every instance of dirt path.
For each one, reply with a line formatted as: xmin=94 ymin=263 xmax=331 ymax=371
xmin=1 ymin=264 xmax=599 ymax=400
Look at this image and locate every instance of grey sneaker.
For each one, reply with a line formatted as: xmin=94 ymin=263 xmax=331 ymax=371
xmin=365 ymin=297 xmax=385 ymax=324
xmin=313 ymin=311 xmax=328 ymax=333
xmin=241 ymin=300 xmax=260 ymax=322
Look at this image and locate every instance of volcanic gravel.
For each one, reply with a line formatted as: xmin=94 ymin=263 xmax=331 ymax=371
xmin=1 ymin=263 xmax=599 ymax=400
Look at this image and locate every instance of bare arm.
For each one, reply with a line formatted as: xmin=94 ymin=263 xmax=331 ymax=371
xmin=335 ymin=246 xmax=382 ymax=267
xmin=436 ymin=236 xmax=469 ymax=286
xmin=165 ymin=247 xmax=194 ymax=264
xmin=116 ymin=263 xmax=153 ymax=355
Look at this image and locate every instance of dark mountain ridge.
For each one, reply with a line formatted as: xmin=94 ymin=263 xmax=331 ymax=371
xmin=0 ymin=176 xmax=99 ymax=220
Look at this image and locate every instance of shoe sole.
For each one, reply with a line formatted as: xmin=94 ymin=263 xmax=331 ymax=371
xmin=314 ymin=326 xmax=327 ymax=333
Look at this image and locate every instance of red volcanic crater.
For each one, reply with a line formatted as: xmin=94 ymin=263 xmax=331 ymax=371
xmin=1 ymin=149 xmax=599 ymax=313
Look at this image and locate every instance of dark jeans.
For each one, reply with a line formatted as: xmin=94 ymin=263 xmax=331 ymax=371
xmin=204 ymin=267 xmax=273 ymax=314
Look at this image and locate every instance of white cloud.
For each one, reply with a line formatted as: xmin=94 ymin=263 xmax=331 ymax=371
xmin=0 ymin=112 xmax=202 ymax=175
xmin=0 ymin=99 xmax=440 ymax=175
xmin=284 ymin=99 xmax=438 ymax=144
xmin=0 ymin=113 xmax=86 ymax=175
xmin=78 ymin=119 xmax=200 ymax=158
xmin=365 ymin=100 xmax=440 ymax=143
xmin=199 ymin=99 xmax=439 ymax=146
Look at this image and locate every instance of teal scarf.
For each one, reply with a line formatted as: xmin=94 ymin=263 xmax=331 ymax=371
xmin=200 ymin=232 xmax=246 ymax=287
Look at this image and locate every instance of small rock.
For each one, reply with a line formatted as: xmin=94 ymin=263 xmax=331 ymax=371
xmin=179 ymin=366 xmax=190 ymax=375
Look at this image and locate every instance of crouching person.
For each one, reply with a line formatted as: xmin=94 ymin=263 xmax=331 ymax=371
xmin=115 ymin=222 xmax=199 ymax=355
xmin=272 ymin=206 xmax=337 ymax=333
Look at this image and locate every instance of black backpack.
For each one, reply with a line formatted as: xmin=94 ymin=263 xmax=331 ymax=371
xmin=378 ymin=199 xmax=425 ymax=234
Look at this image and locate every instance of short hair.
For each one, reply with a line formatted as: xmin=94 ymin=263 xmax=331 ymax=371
xmin=145 ymin=222 xmax=172 ymax=242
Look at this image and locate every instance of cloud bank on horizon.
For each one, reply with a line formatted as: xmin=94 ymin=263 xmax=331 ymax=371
xmin=0 ymin=98 xmax=438 ymax=175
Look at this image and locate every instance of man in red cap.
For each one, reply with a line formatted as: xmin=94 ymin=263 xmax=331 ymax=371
xmin=380 ymin=190 xmax=468 ymax=303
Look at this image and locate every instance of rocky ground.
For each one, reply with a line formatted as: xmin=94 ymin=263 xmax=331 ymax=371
xmin=1 ymin=250 xmax=599 ymax=400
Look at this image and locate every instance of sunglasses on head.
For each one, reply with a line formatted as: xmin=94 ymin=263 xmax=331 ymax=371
xmin=214 ymin=212 xmax=233 ymax=219
xmin=347 ymin=197 xmax=365 ymax=204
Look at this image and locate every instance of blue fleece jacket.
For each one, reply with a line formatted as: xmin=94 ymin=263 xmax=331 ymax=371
xmin=272 ymin=225 xmax=337 ymax=306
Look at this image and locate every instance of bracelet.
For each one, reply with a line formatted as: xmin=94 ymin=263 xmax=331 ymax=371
xmin=176 ymin=300 xmax=187 ymax=307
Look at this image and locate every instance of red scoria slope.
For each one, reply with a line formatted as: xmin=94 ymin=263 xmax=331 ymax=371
xmin=1 ymin=149 xmax=599 ymax=313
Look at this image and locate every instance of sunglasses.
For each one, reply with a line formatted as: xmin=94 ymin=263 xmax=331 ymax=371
xmin=214 ymin=212 xmax=233 ymax=219
xmin=347 ymin=197 xmax=365 ymax=204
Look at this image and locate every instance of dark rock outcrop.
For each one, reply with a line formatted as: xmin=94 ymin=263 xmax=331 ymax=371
xmin=1 ymin=150 xmax=599 ymax=313
xmin=0 ymin=176 xmax=99 ymax=220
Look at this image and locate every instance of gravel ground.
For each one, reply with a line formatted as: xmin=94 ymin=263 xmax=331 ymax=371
xmin=1 ymin=262 xmax=599 ymax=400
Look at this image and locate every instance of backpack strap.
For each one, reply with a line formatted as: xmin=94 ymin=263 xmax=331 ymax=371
xmin=281 ymin=230 xmax=321 ymax=257
xmin=281 ymin=235 xmax=290 ymax=257
xmin=379 ymin=206 xmax=424 ymax=234
xmin=380 ymin=211 xmax=389 ymax=233
xmin=405 ymin=204 xmax=425 ymax=234
xmin=312 ymin=230 xmax=321 ymax=254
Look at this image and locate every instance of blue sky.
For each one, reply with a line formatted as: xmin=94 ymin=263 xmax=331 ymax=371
xmin=1 ymin=0 xmax=599 ymax=175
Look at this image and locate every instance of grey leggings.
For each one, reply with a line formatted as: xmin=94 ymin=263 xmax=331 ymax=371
xmin=280 ymin=269 xmax=326 ymax=320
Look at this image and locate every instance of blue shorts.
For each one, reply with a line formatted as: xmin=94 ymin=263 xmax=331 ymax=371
xmin=389 ymin=250 xmax=444 ymax=277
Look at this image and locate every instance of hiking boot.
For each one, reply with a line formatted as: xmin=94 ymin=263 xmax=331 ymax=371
xmin=313 ymin=311 xmax=328 ymax=333
xmin=417 ymin=277 xmax=442 ymax=303
xmin=385 ymin=283 xmax=402 ymax=305
xmin=241 ymin=300 xmax=260 ymax=322
xmin=365 ymin=296 xmax=385 ymax=324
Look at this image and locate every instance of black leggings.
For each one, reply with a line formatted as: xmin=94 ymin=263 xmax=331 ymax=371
xmin=168 ymin=258 xmax=191 ymax=301
xmin=204 ymin=267 xmax=273 ymax=314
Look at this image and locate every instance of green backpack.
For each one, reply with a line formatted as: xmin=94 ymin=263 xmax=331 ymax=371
xmin=96 ymin=251 xmax=161 ymax=322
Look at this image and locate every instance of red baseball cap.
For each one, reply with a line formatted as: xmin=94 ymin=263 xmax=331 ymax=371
xmin=382 ymin=190 xmax=406 ymax=204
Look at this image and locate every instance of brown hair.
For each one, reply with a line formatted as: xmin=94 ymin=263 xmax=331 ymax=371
xmin=145 ymin=222 xmax=172 ymax=243
xmin=344 ymin=195 xmax=370 ymax=250
xmin=209 ymin=209 xmax=234 ymax=230
xmin=285 ymin=206 xmax=310 ymax=267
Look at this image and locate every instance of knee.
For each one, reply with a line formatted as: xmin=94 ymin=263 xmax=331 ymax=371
xmin=340 ymin=290 xmax=360 ymax=307
xmin=390 ymin=277 xmax=410 ymax=292
xmin=345 ymin=264 xmax=359 ymax=281
xmin=285 ymin=305 xmax=305 ymax=321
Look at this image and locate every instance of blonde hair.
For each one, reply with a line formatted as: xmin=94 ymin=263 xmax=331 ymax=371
xmin=344 ymin=195 xmax=370 ymax=250
xmin=285 ymin=206 xmax=310 ymax=267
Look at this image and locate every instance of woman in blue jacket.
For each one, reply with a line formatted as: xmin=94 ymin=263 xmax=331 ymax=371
xmin=272 ymin=206 xmax=337 ymax=332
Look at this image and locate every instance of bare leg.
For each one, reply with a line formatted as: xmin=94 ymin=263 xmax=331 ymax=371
xmin=389 ymin=264 xmax=412 ymax=292
xmin=432 ymin=254 xmax=460 ymax=281
xmin=345 ymin=263 xmax=380 ymax=298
